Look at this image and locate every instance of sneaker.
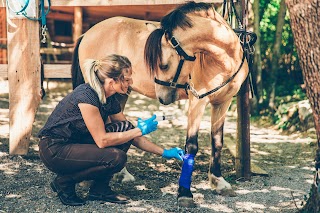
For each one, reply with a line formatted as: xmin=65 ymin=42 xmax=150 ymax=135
xmin=50 ymin=177 xmax=86 ymax=206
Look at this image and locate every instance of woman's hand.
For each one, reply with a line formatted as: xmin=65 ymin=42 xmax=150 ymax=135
xmin=137 ymin=115 xmax=158 ymax=135
xmin=162 ymin=147 xmax=185 ymax=161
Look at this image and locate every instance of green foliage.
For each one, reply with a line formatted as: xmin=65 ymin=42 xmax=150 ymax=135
xmin=292 ymin=88 xmax=307 ymax=100
xmin=256 ymin=0 xmax=304 ymax=108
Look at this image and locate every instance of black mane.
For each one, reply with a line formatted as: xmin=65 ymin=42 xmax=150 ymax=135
xmin=161 ymin=1 xmax=212 ymax=36
xmin=144 ymin=1 xmax=213 ymax=74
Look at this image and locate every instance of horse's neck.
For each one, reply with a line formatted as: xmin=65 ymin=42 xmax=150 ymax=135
xmin=190 ymin=50 xmax=238 ymax=89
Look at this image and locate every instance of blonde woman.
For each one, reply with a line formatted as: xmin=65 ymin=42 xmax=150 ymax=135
xmin=38 ymin=54 xmax=184 ymax=206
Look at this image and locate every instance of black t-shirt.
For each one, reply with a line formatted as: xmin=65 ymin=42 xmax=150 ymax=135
xmin=38 ymin=83 xmax=121 ymax=142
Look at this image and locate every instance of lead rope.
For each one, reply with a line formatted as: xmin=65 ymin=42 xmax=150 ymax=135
xmin=223 ymin=0 xmax=256 ymax=98
xmin=6 ymin=0 xmax=51 ymax=43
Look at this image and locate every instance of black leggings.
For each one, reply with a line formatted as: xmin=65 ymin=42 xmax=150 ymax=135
xmin=39 ymin=121 xmax=134 ymax=183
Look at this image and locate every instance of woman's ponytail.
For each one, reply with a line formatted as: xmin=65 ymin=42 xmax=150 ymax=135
xmin=83 ymin=59 xmax=106 ymax=104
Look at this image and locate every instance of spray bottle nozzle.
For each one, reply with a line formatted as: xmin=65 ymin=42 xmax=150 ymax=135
xmin=155 ymin=115 xmax=174 ymax=121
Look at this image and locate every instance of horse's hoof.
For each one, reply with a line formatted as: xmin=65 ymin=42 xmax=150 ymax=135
xmin=177 ymin=186 xmax=197 ymax=208
xmin=121 ymin=174 xmax=135 ymax=183
xmin=218 ymin=188 xmax=237 ymax=197
xmin=178 ymin=197 xmax=197 ymax=208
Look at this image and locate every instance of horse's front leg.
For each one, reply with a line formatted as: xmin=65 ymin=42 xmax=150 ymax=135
xmin=177 ymin=97 xmax=207 ymax=208
xmin=208 ymin=99 xmax=236 ymax=196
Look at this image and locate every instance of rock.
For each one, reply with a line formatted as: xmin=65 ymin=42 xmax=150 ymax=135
xmin=298 ymin=100 xmax=312 ymax=123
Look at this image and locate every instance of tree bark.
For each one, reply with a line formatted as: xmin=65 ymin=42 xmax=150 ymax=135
xmin=286 ymin=0 xmax=320 ymax=212
xmin=268 ymin=0 xmax=287 ymax=110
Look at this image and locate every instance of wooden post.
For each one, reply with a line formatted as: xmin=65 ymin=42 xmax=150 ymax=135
xmin=235 ymin=0 xmax=251 ymax=179
xmin=73 ymin=6 xmax=83 ymax=43
xmin=236 ymin=78 xmax=251 ymax=179
xmin=6 ymin=0 xmax=42 ymax=155
xmin=0 ymin=8 xmax=7 ymax=64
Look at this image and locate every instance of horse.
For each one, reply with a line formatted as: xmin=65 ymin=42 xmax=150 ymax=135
xmin=72 ymin=1 xmax=251 ymax=207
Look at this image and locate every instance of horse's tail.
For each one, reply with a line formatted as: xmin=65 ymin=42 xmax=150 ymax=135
xmin=71 ymin=35 xmax=85 ymax=89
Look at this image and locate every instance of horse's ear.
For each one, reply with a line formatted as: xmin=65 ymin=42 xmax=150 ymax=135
xmin=145 ymin=22 xmax=158 ymax=32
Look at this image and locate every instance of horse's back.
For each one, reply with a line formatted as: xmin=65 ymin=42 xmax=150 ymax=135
xmin=77 ymin=16 xmax=160 ymax=98
xmin=79 ymin=17 xmax=158 ymax=64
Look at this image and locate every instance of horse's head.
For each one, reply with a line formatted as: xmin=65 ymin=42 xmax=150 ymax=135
xmin=144 ymin=2 xmax=241 ymax=105
xmin=144 ymin=26 xmax=183 ymax=105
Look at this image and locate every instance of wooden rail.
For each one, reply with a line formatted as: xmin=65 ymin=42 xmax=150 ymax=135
xmin=0 ymin=64 xmax=71 ymax=79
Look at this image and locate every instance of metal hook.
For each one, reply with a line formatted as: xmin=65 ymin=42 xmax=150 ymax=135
xmin=247 ymin=45 xmax=255 ymax=55
xmin=187 ymin=82 xmax=200 ymax=99
xmin=41 ymin=25 xmax=47 ymax=43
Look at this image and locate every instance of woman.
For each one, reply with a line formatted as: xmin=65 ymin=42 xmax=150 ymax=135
xmin=38 ymin=54 xmax=184 ymax=206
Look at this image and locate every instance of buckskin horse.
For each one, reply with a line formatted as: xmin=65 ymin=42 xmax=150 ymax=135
xmin=72 ymin=1 xmax=254 ymax=207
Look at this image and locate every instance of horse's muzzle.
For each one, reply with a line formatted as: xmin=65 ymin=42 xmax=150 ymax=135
xmin=158 ymin=92 xmax=177 ymax=105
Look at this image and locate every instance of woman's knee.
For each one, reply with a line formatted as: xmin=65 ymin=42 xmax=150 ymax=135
xmin=105 ymin=148 xmax=127 ymax=173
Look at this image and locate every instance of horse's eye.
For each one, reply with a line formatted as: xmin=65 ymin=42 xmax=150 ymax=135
xmin=159 ymin=64 xmax=169 ymax=70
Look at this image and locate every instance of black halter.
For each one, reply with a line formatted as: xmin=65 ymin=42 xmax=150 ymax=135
xmin=154 ymin=25 xmax=256 ymax=99
xmin=154 ymin=36 xmax=196 ymax=90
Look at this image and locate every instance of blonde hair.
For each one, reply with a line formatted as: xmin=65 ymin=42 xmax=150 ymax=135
xmin=83 ymin=54 xmax=132 ymax=104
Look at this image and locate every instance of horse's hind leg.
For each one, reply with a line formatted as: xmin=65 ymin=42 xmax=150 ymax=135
xmin=113 ymin=167 xmax=135 ymax=183
xmin=178 ymin=98 xmax=207 ymax=208
xmin=208 ymin=99 xmax=236 ymax=196
xmin=112 ymin=93 xmax=136 ymax=183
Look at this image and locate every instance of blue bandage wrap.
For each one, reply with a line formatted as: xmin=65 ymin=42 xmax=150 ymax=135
xmin=179 ymin=154 xmax=195 ymax=189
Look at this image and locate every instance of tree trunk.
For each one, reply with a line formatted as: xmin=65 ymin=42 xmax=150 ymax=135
xmin=286 ymin=0 xmax=320 ymax=212
xmin=268 ymin=0 xmax=287 ymax=110
xmin=251 ymin=0 xmax=263 ymax=115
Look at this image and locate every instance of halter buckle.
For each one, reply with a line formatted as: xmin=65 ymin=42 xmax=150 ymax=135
xmin=169 ymin=81 xmax=177 ymax=88
xmin=169 ymin=36 xmax=180 ymax=49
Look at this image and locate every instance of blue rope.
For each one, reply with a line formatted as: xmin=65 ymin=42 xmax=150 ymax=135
xmin=6 ymin=0 xmax=30 ymax=14
xmin=6 ymin=0 xmax=51 ymax=43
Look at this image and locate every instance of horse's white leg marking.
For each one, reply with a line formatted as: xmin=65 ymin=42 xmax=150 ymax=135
xmin=120 ymin=167 xmax=136 ymax=182
xmin=208 ymin=173 xmax=232 ymax=192
xmin=79 ymin=167 xmax=135 ymax=188
xmin=113 ymin=167 xmax=136 ymax=183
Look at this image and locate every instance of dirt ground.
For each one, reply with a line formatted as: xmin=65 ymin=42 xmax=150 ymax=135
xmin=0 ymin=80 xmax=317 ymax=213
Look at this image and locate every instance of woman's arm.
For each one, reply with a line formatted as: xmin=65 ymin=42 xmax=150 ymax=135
xmin=79 ymin=103 xmax=142 ymax=148
xmin=110 ymin=112 xmax=164 ymax=155
xmin=132 ymin=136 xmax=164 ymax=156
xmin=109 ymin=112 xmax=126 ymax=122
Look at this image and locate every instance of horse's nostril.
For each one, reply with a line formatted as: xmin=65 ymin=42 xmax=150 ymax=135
xmin=172 ymin=93 xmax=176 ymax=102
xmin=159 ymin=98 xmax=164 ymax=104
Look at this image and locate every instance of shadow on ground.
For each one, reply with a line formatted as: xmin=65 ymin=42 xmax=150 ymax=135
xmin=0 ymin=80 xmax=317 ymax=212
